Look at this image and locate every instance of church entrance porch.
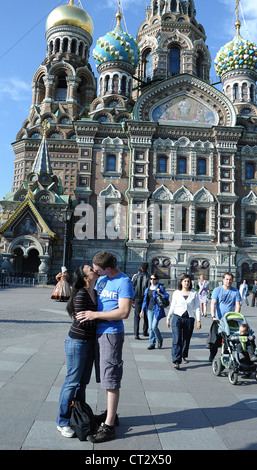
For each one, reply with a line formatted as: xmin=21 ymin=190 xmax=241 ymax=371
xmin=12 ymin=247 xmax=40 ymax=277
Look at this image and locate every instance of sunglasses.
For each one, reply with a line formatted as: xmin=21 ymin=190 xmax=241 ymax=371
xmin=150 ymin=277 xmax=157 ymax=280
xmin=79 ymin=266 xmax=95 ymax=277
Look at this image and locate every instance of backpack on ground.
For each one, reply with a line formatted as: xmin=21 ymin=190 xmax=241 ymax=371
xmin=69 ymin=400 xmax=98 ymax=441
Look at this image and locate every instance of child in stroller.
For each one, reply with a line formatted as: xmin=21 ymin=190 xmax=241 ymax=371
xmin=229 ymin=323 xmax=257 ymax=363
xmin=212 ymin=312 xmax=257 ymax=384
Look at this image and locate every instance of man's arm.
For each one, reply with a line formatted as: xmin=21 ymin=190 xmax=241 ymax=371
xmin=211 ymin=298 xmax=217 ymax=319
xmin=76 ymin=297 xmax=133 ymax=323
xmin=235 ymin=300 xmax=241 ymax=313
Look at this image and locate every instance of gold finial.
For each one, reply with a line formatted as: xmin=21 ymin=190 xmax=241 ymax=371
xmin=235 ymin=0 xmax=241 ymax=35
xmin=42 ymin=119 xmax=50 ymax=137
xmin=116 ymin=1 xmax=122 ymax=27
xmin=69 ymin=0 xmax=75 ymax=5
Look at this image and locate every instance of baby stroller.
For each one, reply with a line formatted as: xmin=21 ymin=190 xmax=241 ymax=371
xmin=212 ymin=312 xmax=257 ymax=385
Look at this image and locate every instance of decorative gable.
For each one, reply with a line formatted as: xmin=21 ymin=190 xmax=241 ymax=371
xmin=133 ymin=74 xmax=236 ymax=127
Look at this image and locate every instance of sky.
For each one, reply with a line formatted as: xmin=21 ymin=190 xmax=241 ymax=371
xmin=0 ymin=0 xmax=257 ymax=201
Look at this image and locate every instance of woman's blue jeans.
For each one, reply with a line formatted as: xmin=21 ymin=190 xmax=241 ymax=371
xmin=147 ymin=309 xmax=162 ymax=346
xmin=171 ymin=314 xmax=195 ymax=363
xmin=56 ymin=335 xmax=95 ymax=426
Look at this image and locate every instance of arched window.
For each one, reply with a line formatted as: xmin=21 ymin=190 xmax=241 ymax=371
xmin=107 ymin=155 xmax=116 ymax=172
xmin=198 ymin=158 xmax=207 ymax=175
xmin=169 ymin=47 xmax=180 ymax=75
xmin=234 ymin=83 xmax=239 ymax=100
xmin=112 ymin=74 xmax=119 ymax=94
xmin=158 ymin=156 xmax=168 ymax=173
xmin=178 ymin=157 xmax=187 ymax=174
xmin=143 ymin=49 xmax=153 ymax=80
xmin=196 ymin=52 xmax=204 ymax=79
xmin=182 ymin=207 xmax=187 ymax=232
xmin=171 ymin=0 xmax=177 ymax=11
xmin=63 ymin=38 xmax=69 ymax=53
xmin=104 ymin=75 xmax=110 ymax=94
xmin=56 ymin=75 xmax=67 ymax=101
xmin=246 ymin=162 xmax=254 ymax=179
xmin=242 ymin=83 xmax=248 ymax=101
xmin=246 ymin=212 xmax=255 ymax=235
xmin=196 ymin=209 xmax=207 ymax=233
xmin=49 ymin=41 xmax=54 ymax=56
xmin=79 ymin=42 xmax=84 ymax=57
xmin=71 ymin=39 xmax=77 ymax=54
xmin=121 ymin=76 xmax=126 ymax=95
xmin=250 ymin=85 xmax=255 ymax=102
xmin=55 ymin=38 xmax=60 ymax=53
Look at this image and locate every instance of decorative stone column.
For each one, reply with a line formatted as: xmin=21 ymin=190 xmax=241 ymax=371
xmin=38 ymin=255 xmax=50 ymax=284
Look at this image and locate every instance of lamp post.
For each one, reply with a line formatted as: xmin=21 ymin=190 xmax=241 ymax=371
xmin=62 ymin=206 xmax=72 ymax=268
xmin=228 ymin=239 xmax=232 ymax=273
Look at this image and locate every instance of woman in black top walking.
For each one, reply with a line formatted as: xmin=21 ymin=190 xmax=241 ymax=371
xmin=56 ymin=265 xmax=99 ymax=438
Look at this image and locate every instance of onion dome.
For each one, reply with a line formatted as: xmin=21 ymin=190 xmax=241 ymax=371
xmin=92 ymin=9 xmax=139 ymax=68
xmin=46 ymin=0 xmax=94 ymax=36
xmin=214 ymin=20 xmax=257 ymax=77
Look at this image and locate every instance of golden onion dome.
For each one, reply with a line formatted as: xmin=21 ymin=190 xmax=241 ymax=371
xmin=46 ymin=0 xmax=94 ymax=36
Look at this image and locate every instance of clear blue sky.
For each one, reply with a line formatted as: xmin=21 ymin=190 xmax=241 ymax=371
xmin=0 ymin=0 xmax=256 ymax=201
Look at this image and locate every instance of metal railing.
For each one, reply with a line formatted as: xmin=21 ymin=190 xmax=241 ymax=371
xmin=0 ymin=273 xmax=37 ymax=288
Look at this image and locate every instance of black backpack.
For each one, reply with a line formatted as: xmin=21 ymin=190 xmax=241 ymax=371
xmin=69 ymin=400 xmax=98 ymax=441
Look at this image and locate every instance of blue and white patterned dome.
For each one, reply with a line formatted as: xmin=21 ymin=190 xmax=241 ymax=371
xmin=93 ymin=10 xmax=139 ymax=68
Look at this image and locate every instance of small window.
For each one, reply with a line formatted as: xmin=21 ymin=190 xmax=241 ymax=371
xmin=158 ymin=156 xmax=168 ymax=173
xmin=182 ymin=207 xmax=187 ymax=232
xmin=79 ymin=176 xmax=87 ymax=186
xmin=169 ymin=47 xmax=180 ymax=76
xmin=246 ymin=212 xmax=255 ymax=235
xmin=107 ymin=155 xmax=116 ymax=172
xmin=178 ymin=157 xmax=187 ymax=174
xmin=198 ymin=158 xmax=207 ymax=175
xmin=246 ymin=162 xmax=254 ymax=179
xmin=196 ymin=209 xmax=206 ymax=233
xmin=234 ymin=84 xmax=239 ymax=100
xmin=144 ymin=50 xmax=153 ymax=80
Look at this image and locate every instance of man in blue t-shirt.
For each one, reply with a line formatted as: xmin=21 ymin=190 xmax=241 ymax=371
xmin=76 ymin=251 xmax=134 ymax=443
xmin=211 ymin=273 xmax=241 ymax=320
xmin=209 ymin=272 xmax=241 ymax=361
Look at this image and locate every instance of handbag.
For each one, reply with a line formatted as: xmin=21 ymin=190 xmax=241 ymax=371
xmin=69 ymin=400 xmax=98 ymax=441
xmin=156 ymin=294 xmax=169 ymax=308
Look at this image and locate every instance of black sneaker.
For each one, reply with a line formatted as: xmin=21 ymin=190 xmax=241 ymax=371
xmin=91 ymin=423 xmax=116 ymax=443
xmin=95 ymin=410 xmax=119 ymax=426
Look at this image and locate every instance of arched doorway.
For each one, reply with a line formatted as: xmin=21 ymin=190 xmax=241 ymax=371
xmin=241 ymin=262 xmax=257 ymax=288
xmin=13 ymin=248 xmax=40 ymax=276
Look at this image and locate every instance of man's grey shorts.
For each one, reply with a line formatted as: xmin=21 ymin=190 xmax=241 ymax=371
xmin=95 ymin=332 xmax=124 ymax=389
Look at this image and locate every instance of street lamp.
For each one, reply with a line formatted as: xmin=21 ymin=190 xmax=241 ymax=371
xmin=228 ymin=238 xmax=232 ymax=273
xmin=62 ymin=206 xmax=72 ymax=267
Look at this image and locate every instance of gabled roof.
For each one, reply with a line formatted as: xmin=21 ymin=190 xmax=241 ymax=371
xmin=0 ymin=194 xmax=57 ymax=239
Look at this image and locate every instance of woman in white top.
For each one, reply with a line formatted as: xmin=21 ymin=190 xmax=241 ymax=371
xmin=198 ymin=275 xmax=209 ymax=317
xmin=167 ymin=273 xmax=201 ymax=369
xmin=239 ymin=279 xmax=249 ymax=306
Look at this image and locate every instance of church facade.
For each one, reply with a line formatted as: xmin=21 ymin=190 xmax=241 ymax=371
xmin=1 ymin=0 xmax=257 ymax=287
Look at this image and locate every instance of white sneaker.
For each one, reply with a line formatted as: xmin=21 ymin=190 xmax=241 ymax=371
xmin=57 ymin=425 xmax=75 ymax=438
